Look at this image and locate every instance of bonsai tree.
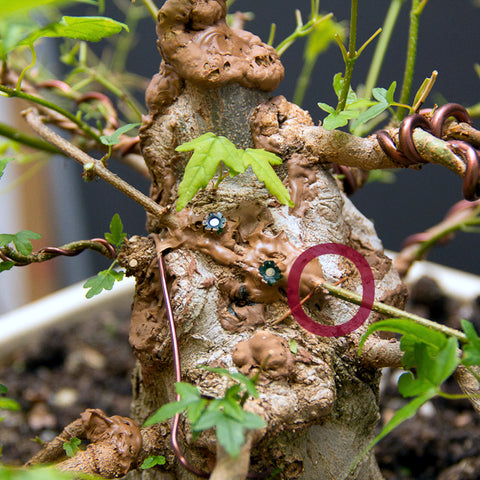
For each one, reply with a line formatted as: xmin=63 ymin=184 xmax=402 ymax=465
xmin=1 ymin=1 xmax=480 ymax=479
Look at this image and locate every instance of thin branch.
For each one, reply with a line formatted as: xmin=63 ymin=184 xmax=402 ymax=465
xmin=363 ymin=0 xmax=405 ymax=101
xmin=0 ymin=84 xmax=102 ymax=143
xmin=319 ymin=280 xmax=468 ymax=342
xmin=0 ymin=121 xmax=61 ymax=154
xmin=23 ymin=109 xmax=168 ymax=221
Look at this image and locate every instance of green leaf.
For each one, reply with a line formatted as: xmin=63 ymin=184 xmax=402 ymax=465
xmin=241 ymin=411 xmax=266 ymax=430
xmin=143 ymin=400 xmax=189 ymax=427
xmin=63 ymin=437 xmax=81 ymax=458
xmin=200 ymin=366 xmax=259 ymax=398
xmin=21 ymin=16 xmax=129 ymax=46
xmin=358 ymin=318 xmax=448 ymax=355
xmin=317 ymin=102 xmax=336 ymax=114
xmin=192 ymin=409 xmax=226 ymax=431
xmin=0 ymin=0 xmax=71 ymax=18
xmin=0 ymin=230 xmax=42 ymax=255
xmin=367 ymin=389 xmax=436 ymax=449
xmin=350 ymin=102 xmax=389 ymax=131
xmin=83 ymin=269 xmax=124 ymax=298
xmin=241 ymin=149 xmax=294 ymax=207
xmin=398 ymin=371 xmax=434 ymax=398
xmin=0 ymin=158 xmax=13 ymax=179
xmin=0 ymin=261 xmax=14 ymax=272
xmin=461 ymin=319 xmax=480 ymax=366
xmin=141 ymin=455 xmax=166 ymax=469
xmin=0 ymin=397 xmax=20 ymax=411
xmin=305 ymin=17 xmax=346 ymax=62
xmin=175 ymin=382 xmax=202 ymax=403
xmin=104 ymin=213 xmax=126 ymax=247
xmin=322 ymin=110 xmax=359 ymax=130
xmin=0 ymin=384 xmax=7 ymax=394
xmin=215 ymin=415 xmax=245 ymax=458
xmin=186 ymin=398 xmax=208 ymax=425
xmin=143 ymin=382 xmax=202 ymax=427
xmin=176 ymin=133 xmax=243 ymax=210
xmin=289 ymin=339 xmax=298 ymax=356
xmin=100 ymin=123 xmax=141 ymax=146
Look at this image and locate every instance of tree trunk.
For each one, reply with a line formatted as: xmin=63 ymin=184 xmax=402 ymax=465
xmin=123 ymin=2 xmax=407 ymax=478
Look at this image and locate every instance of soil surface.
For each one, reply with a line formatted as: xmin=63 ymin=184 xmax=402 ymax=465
xmin=1 ymin=276 xmax=480 ymax=479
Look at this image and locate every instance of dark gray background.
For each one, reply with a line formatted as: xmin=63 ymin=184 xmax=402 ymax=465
xmin=63 ymin=0 xmax=480 ymax=283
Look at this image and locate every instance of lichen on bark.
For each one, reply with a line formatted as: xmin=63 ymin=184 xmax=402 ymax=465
xmin=125 ymin=1 xmax=407 ymax=479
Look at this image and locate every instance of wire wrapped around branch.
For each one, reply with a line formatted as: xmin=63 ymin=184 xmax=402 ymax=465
xmin=0 ymin=238 xmax=116 ymax=266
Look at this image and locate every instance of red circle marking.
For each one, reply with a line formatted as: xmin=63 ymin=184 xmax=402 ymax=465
xmin=287 ymin=243 xmax=375 ymax=337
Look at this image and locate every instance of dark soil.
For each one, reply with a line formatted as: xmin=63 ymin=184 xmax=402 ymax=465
xmin=1 ymin=276 xmax=480 ymax=479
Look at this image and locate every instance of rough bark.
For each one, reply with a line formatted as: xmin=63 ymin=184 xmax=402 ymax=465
xmin=122 ymin=1 xmax=408 ymax=479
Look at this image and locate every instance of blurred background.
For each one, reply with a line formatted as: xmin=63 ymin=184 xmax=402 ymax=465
xmin=1 ymin=0 xmax=479 ymax=314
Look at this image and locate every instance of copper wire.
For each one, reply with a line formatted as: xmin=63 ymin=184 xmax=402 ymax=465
xmin=155 ymin=245 xmax=270 ymax=479
xmin=376 ymin=103 xmax=480 ymax=201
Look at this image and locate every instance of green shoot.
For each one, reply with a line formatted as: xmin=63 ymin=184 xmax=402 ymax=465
xmin=83 ymin=213 xmax=126 ymax=298
xmin=63 ymin=437 xmax=81 ymax=458
xmin=144 ymin=368 xmax=266 ymax=458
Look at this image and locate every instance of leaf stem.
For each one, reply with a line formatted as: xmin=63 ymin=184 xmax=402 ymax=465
xmin=140 ymin=0 xmax=158 ymax=20
xmin=319 ymin=280 xmax=468 ymax=342
xmin=363 ymin=0 xmax=405 ymax=101
xmin=15 ymin=45 xmax=37 ymax=92
xmin=336 ymin=0 xmax=358 ymax=112
xmin=396 ymin=0 xmax=429 ymax=120
xmin=0 ymin=121 xmax=61 ymax=154
xmin=0 ymin=84 xmax=102 ymax=143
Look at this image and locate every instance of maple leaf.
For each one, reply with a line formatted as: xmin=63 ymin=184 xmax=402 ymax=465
xmin=241 ymin=149 xmax=294 ymax=207
xmin=175 ymin=133 xmax=294 ymax=210
xmin=176 ymin=133 xmax=245 ymax=211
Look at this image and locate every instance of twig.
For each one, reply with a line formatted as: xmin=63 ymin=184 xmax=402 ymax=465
xmin=396 ymin=0 xmax=429 ymax=120
xmin=0 ymin=84 xmax=102 ymax=143
xmin=23 ymin=109 xmax=168 ymax=221
xmin=0 ymin=121 xmax=61 ymax=154
xmin=319 ymin=280 xmax=468 ymax=342
xmin=394 ymin=199 xmax=480 ymax=277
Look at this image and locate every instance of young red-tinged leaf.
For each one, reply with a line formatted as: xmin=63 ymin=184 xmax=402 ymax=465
xmin=104 ymin=213 xmax=126 ymax=247
xmin=100 ymin=123 xmax=141 ymax=146
xmin=242 ymin=149 xmax=294 ymax=207
xmin=461 ymin=319 xmax=480 ymax=366
xmin=21 ymin=16 xmax=129 ymax=45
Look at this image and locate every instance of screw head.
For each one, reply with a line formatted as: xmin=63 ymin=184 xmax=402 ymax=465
xmin=259 ymin=260 xmax=282 ymax=286
xmin=203 ymin=212 xmax=226 ymax=233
